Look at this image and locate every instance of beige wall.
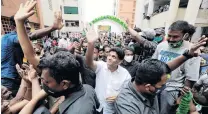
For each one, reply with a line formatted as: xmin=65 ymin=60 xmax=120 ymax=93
xmin=1 ymin=0 xmax=40 ymax=24
xmin=117 ymin=0 xmax=136 ymax=28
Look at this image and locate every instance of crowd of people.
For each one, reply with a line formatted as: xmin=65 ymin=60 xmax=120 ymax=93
xmin=1 ymin=1 xmax=208 ymax=114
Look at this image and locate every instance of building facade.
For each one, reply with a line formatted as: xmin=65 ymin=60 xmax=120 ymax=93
xmin=116 ymin=0 xmax=137 ymax=28
xmin=39 ymin=0 xmax=83 ymax=38
xmin=134 ymin=0 xmax=208 ymax=42
xmin=1 ymin=0 xmax=40 ymax=34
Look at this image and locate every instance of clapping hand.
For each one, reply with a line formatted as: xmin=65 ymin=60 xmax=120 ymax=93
xmin=14 ymin=0 xmax=37 ymax=22
xmin=16 ymin=64 xmax=37 ymax=82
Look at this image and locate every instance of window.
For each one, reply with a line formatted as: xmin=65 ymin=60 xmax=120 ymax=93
xmin=65 ymin=20 xmax=79 ymax=27
xmin=64 ymin=6 xmax=78 ymax=14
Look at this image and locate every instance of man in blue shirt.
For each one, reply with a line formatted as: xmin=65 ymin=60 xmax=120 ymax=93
xmin=1 ymin=15 xmax=60 ymax=96
xmin=1 ymin=16 xmax=25 ymax=96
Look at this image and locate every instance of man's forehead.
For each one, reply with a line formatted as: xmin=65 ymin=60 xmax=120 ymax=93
xmin=168 ymin=30 xmax=183 ymax=35
xmin=109 ymin=51 xmax=118 ymax=56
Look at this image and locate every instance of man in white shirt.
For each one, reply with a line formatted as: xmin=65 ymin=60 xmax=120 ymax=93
xmin=85 ymin=25 xmax=131 ymax=114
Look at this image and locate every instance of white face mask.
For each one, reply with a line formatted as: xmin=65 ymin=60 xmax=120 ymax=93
xmin=124 ymin=56 xmax=133 ymax=63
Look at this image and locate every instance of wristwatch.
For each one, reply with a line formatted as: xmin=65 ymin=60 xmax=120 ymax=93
xmin=182 ymin=50 xmax=193 ymax=59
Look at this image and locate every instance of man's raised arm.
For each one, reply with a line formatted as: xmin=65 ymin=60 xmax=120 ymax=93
xmin=30 ymin=11 xmax=64 ymax=40
xmin=167 ymin=38 xmax=207 ymax=71
xmin=85 ymin=24 xmax=99 ymax=71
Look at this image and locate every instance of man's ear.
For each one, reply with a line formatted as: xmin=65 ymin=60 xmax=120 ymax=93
xmin=144 ymin=84 xmax=151 ymax=91
xmin=61 ymin=80 xmax=71 ymax=90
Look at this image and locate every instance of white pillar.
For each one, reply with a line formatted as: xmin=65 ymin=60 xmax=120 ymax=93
xmin=184 ymin=0 xmax=202 ymax=25
xmin=134 ymin=0 xmax=145 ymax=28
xmin=191 ymin=27 xmax=202 ymax=42
xmin=165 ymin=0 xmax=180 ymax=33
xmin=147 ymin=0 xmax=155 ymax=17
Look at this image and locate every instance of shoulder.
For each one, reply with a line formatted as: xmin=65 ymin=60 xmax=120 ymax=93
xmin=115 ymin=85 xmax=142 ymax=113
xmin=95 ymin=61 xmax=106 ymax=68
xmin=67 ymin=85 xmax=98 ymax=114
xmin=157 ymin=41 xmax=168 ymax=48
xmin=83 ymin=84 xmax=95 ymax=93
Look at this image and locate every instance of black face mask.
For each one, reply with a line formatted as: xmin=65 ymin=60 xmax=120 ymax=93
xmin=42 ymin=83 xmax=82 ymax=98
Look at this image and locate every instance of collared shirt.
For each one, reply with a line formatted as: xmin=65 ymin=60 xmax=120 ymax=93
xmin=58 ymin=85 xmax=99 ymax=114
xmin=115 ymin=81 xmax=159 ymax=114
xmin=1 ymin=32 xmax=24 ymax=79
xmin=95 ymin=61 xmax=131 ymax=110
xmin=33 ymin=85 xmax=99 ymax=114
xmin=120 ymin=60 xmax=139 ymax=78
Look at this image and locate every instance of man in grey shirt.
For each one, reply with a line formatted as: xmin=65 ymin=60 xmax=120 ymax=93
xmin=152 ymin=20 xmax=201 ymax=114
xmin=115 ymin=38 xmax=207 ymax=114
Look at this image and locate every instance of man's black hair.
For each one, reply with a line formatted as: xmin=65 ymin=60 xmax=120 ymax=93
xmin=109 ymin=47 xmax=125 ymax=60
xmin=99 ymin=48 xmax=104 ymax=52
xmin=10 ymin=16 xmax=16 ymax=27
xmin=135 ymin=59 xmax=170 ymax=85
xmin=169 ymin=20 xmax=191 ymax=34
xmin=10 ymin=15 xmax=29 ymax=27
xmin=125 ymin=47 xmax=135 ymax=54
xmin=134 ymin=28 xmax=142 ymax=33
xmin=94 ymin=45 xmax=100 ymax=53
xmin=38 ymin=49 xmax=80 ymax=84
xmin=188 ymin=24 xmax=196 ymax=36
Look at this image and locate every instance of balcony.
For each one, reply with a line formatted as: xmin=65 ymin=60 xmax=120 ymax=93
xmin=141 ymin=8 xmax=208 ymax=29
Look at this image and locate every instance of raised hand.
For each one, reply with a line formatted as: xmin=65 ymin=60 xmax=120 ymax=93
xmin=52 ymin=11 xmax=64 ymax=30
xmin=27 ymin=65 xmax=37 ymax=81
xmin=16 ymin=64 xmax=37 ymax=82
xmin=16 ymin=64 xmax=30 ymax=83
xmin=14 ymin=0 xmax=37 ymax=22
xmin=85 ymin=24 xmax=98 ymax=43
xmin=188 ymin=38 xmax=208 ymax=57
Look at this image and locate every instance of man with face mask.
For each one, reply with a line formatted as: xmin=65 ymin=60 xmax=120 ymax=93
xmin=14 ymin=2 xmax=99 ymax=114
xmin=152 ymin=20 xmax=201 ymax=114
xmin=121 ymin=47 xmax=139 ymax=78
xmin=115 ymin=39 xmax=207 ymax=114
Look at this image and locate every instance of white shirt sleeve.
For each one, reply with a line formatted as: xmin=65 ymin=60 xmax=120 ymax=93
xmin=95 ymin=61 xmax=105 ymax=74
xmin=121 ymin=71 xmax=132 ymax=89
